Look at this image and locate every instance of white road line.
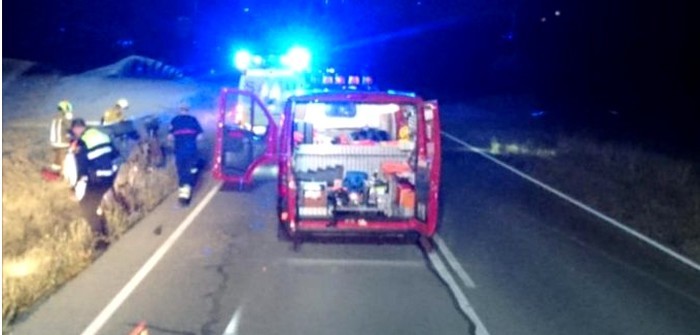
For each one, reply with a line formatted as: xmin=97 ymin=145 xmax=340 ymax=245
xmin=434 ymin=234 xmax=477 ymax=289
xmin=424 ymin=247 xmax=490 ymax=335
xmin=81 ymin=182 xmax=222 ymax=335
xmin=284 ymin=258 xmax=424 ymax=268
xmin=442 ymin=131 xmax=700 ymax=273
xmin=222 ymin=307 xmax=243 ymax=335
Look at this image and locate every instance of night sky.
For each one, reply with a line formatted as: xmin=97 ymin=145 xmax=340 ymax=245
xmin=3 ymin=0 xmax=698 ymax=144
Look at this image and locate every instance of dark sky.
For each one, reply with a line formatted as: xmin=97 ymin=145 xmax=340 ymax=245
xmin=3 ymin=0 xmax=698 ymax=136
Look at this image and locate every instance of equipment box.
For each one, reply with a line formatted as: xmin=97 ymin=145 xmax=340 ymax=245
xmin=396 ymin=182 xmax=415 ymax=216
xmin=300 ymin=181 xmax=327 ymax=207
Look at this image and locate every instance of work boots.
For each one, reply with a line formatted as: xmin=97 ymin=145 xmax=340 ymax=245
xmin=178 ymin=184 xmax=192 ymax=206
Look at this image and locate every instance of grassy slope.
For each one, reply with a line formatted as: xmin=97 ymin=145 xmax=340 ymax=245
xmin=442 ymin=102 xmax=700 ymax=262
xmin=2 ymin=125 xmax=94 ymax=324
xmin=1 ymin=59 xmax=205 ymax=327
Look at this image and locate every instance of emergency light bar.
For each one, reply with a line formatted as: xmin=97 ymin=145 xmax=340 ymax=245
xmin=314 ymin=73 xmax=374 ymax=88
xmin=280 ymin=46 xmax=311 ymax=71
xmin=233 ymin=46 xmax=312 ymax=72
xmin=234 ymin=50 xmax=253 ymax=71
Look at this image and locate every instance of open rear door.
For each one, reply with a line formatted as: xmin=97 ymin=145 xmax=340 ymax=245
xmin=415 ymin=100 xmax=441 ymax=236
xmin=212 ymin=88 xmax=278 ymax=185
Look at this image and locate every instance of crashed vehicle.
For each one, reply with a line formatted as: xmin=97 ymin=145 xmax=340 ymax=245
xmin=61 ymin=116 xmax=161 ymax=201
xmin=212 ymin=78 xmax=441 ymax=240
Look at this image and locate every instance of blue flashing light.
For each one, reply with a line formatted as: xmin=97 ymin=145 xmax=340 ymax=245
xmin=281 ymin=46 xmax=311 ymax=71
xmin=234 ymin=50 xmax=252 ymax=71
xmin=387 ymin=90 xmax=416 ymax=97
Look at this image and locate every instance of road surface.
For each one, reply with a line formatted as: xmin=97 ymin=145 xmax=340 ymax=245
xmin=11 ymin=120 xmax=700 ymax=335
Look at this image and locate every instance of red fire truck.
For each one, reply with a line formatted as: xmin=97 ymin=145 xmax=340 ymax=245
xmin=213 ymin=57 xmax=442 ymax=240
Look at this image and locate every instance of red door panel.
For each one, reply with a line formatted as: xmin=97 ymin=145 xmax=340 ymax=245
xmin=212 ymin=88 xmax=278 ymax=185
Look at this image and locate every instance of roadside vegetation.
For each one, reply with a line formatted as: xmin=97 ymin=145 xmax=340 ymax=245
xmin=2 ymin=125 xmax=94 ymax=326
xmin=443 ymin=100 xmax=700 ymax=262
xmin=2 ymin=120 xmax=177 ymax=328
xmin=2 ymin=58 xmax=192 ymax=328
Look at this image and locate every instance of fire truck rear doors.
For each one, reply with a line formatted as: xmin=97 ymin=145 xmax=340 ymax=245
xmin=414 ymin=101 xmax=441 ymax=236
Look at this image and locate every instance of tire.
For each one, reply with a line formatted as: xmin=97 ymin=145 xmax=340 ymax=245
xmin=276 ymin=195 xmax=291 ymax=241
xmin=277 ymin=222 xmax=292 ymax=241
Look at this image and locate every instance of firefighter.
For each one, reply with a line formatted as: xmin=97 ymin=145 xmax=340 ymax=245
xmin=102 ymin=98 xmax=129 ymax=126
xmin=169 ymin=103 xmax=203 ymax=205
xmin=69 ymin=118 xmax=119 ymax=200
xmin=49 ymin=100 xmax=74 ymax=172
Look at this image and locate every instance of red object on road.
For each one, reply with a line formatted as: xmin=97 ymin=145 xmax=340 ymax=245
xmin=128 ymin=321 xmax=149 ymax=335
xmin=41 ymin=168 xmax=62 ymax=181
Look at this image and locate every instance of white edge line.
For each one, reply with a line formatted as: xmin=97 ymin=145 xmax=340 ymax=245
xmin=426 ymin=249 xmax=490 ymax=335
xmin=81 ymin=182 xmax=222 ymax=335
xmin=223 ymin=306 xmax=243 ymax=335
xmin=442 ymin=131 xmax=700 ymax=273
xmin=434 ymin=234 xmax=477 ymax=289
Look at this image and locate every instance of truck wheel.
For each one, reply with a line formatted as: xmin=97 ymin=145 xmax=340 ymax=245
xmin=277 ymin=222 xmax=291 ymax=241
xmin=418 ymin=235 xmax=434 ymax=253
xmin=292 ymin=236 xmax=302 ymax=252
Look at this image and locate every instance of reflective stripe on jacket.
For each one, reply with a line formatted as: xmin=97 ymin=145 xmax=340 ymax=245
xmin=81 ymin=128 xmax=113 ymax=161
xmin=95 ymin=165 xmax=119 ymax=177
xmin=50 ymin=116 xmax=71 ymax=148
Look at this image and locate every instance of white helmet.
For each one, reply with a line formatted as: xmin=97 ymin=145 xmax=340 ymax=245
xmin=116 ymin=98 xmax=129 ymax=109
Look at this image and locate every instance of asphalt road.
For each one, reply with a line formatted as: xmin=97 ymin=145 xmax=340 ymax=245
xmin=11 ymin=124 xmax=700 ymax=335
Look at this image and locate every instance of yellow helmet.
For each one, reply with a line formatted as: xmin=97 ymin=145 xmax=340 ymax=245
xmin=116 ymin=98 xmax=129 ymax=109
xmin=398 ymin=125 xmax=411 ymax=140
xmin=57 ymin=100 xmax=73 ymax=113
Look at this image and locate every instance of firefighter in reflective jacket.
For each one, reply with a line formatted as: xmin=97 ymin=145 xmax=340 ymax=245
xmin=50 ymin=100 xmax=74 ymax=172
xmin=169 ymin=104 xmax=203 ymax=205
xmin=102 ymin=98 xmax=128 ymax=126
xmin=69 ymin=118 xmax=119 ymax=199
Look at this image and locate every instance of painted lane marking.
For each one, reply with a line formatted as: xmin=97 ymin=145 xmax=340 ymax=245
xmin=81 ymin=182 xmax=223 ymax=335
xmin=434 ymin=234 xmax=477 ymax=289
xmin=424 ymin=245 xmax=491 ymax=335
xmin=222 ymin=306 xmax=243 ymax=335
xmin=441 ymin=131 xmax=700 ymax=273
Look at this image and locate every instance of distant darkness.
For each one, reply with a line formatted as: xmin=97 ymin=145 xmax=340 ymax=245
xmin=3 ymin=0 xmax=698 ymax=144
